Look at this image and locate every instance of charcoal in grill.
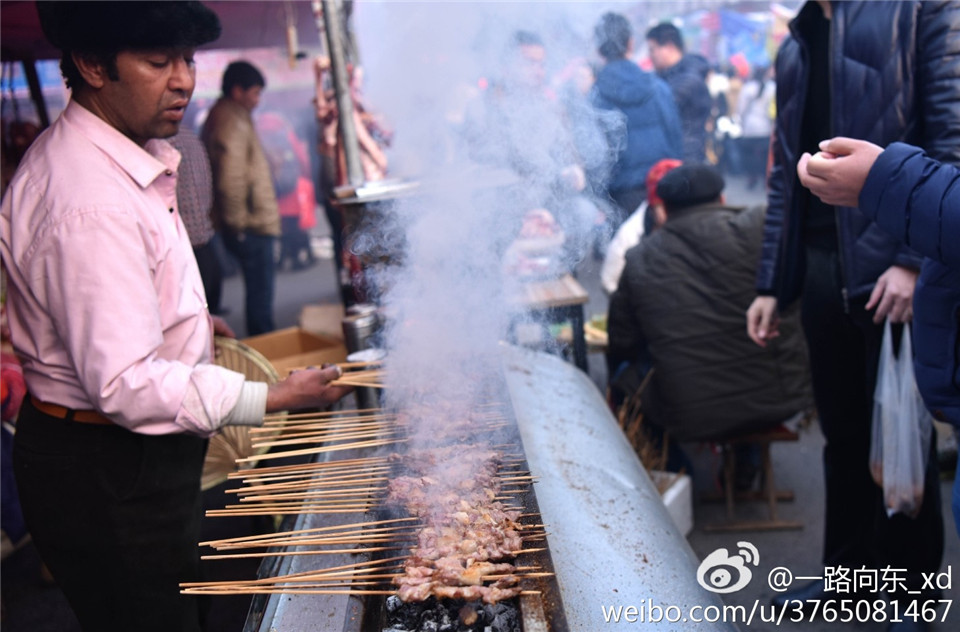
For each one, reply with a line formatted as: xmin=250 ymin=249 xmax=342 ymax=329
xmin=383 ymin=595 xmax=521 ymax=632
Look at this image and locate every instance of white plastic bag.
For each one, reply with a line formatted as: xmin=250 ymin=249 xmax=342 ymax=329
xmin=869 ymin=322 xmax=896 ymax=487
xmin=870 ymin=320 xmax=933 ymax=518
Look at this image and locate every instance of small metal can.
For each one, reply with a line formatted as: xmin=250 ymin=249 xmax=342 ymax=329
xmin=342 ymin=303 xmax=379 ymax=353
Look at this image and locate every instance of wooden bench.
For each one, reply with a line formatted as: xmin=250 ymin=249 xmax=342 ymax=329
xmin=700 ymin=424 xmax=804 ymax=532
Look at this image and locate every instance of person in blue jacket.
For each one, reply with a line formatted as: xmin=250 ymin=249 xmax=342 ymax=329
xmin=745 ymin=4 xmax=960 ymax=624
xmin=798 ymin=136 xmax=960 ymax=538
xmin=591 ymin=12 xmax=682 ymax=225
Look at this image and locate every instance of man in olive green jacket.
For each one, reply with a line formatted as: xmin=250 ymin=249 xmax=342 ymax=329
xmin=608 ymin=164 xmax=811 ymax=442
xmin=202 ymin=60 xmax=280 ymax=335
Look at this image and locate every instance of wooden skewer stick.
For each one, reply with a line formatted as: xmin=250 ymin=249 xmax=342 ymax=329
xmin=482 ymin=572 xmax=555 ymax=580
xmin=206 ymin=507 xmax=375 ymax=517
xmin=239 ymin=460 xmax=393 ymax=478
xmin=251 ymin=428 xmax=403 ymax=449
xmin=330 ymin=379 xmax=387 ymax=388
xmin=221 ymin=502 xmax=377 ymax=512
xmin=209 ymin=528 xmax=419 ymax=550
xmin=183 ymin=557 xmax=409 ymax=589
xmin=336 ymin=359 xmax=385 ymax=369
xmin=182 ymin=587 xmax=398 ymax=596
xmin=229 ymin=467 xmax=392 ymax=490
xmin=202 ymin=545 xmax=404 ymax=560
xmin=183 ymin=587 xmax=543 ymax=597
xmin=251 ymin=418 xmax=398 ymax=438
xmin=200 ymin=518 xmax=418 ymax=547
xmin=212 ymin=533 xmax=417 ymax=550
xmin=253 ymin=413 xmax=397 ymax=432
xmin=257 ymin=416 xmax=393 ymax=431
xmin=232 ymin=457 xmax=391 ymax=480
xmin=230 ymin=454 xmax=391 ymax=476
xmin=236 ymin=437 xmax=408 ymax=463
xmin=229 ymin=475 xmax=391 ymax=495
xmin=258 ymin=413 xmax=390 ymax=433
xmin=238 ymin=487 xmax=386 ymax=503
xmin=262 ymin=406 xmax=382 ymax=422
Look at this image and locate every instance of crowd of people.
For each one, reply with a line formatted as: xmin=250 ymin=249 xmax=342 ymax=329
xmin=1 ymin=1 xmax=959 ymax=631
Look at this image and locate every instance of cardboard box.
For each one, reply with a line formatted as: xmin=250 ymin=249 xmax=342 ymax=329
xmin=298 ymin=303 xmax=346 ymax=340
xmin=242 ymin=327 xmax=347 ymax=376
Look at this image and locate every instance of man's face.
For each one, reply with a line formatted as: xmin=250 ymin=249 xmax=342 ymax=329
xmin=94 ymin=48 xmax=196 ymax=145
xmin=514 ymin=44 xmax=546 ymax=90
xmin=646 ymin=40 xmax=674 ymax=72
xmin=233 ymin=85 xmax=263 ymax=112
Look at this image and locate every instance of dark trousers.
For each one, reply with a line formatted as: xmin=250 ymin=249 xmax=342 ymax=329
xmin=801 ymin=247 xmax=943 ymax=594
xmin=13 ymin=397 xmax=209 ymax=631
xmin=222 ymin=231 xmax=277 ymax=336
xmin=279 ymin=216 xmax=313 ymax=269
xmin=193 ymin=238 xmax=223 ymax=315
xmin=738 ymin=136 xmax=769 ymax=186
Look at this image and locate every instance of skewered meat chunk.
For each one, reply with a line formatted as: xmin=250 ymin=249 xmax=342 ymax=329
xmin=386 ymin=444 xmax=529 ymax=604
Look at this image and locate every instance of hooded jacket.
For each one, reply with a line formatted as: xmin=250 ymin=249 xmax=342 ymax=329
xmin=860 ymin=143 xmax=960 ymax=428
xmin=608 ymin=204 xmax=812 ymax=441
xmin=756 ymin=1 xmax=960 ymax=306
xmin=592 ymin=59 xmax=682 ymax=195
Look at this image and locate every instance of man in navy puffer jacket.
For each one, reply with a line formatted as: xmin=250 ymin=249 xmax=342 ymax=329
xmin=798 ymin=137 xmax=960 ymax=539
xmin=744 ymin=2 xmax=960 ymax=626
xmin=591 ymin=12 xmax=682 ymax=225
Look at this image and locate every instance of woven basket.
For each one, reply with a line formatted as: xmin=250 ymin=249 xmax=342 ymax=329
xmin=201 ymin=337 xmax=282 ymax=491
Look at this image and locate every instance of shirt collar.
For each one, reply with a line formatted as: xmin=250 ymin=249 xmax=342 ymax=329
xmin=62 ymin=100 xmax=181 ymax=188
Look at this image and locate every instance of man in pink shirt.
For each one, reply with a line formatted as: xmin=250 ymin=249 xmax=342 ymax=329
xmin=0 ymin=3 xmax=349 ymax=630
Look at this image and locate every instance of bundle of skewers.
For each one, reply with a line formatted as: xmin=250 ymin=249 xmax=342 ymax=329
xmin=330 ymin=358 xmax=387 ymax=388
xmin=181 ymin=402 xmax=552 ymax=605
xmin=284 ymin=358 xmax=387 ymax=388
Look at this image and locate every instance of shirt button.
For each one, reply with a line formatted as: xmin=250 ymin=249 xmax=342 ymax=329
xmin=169 ymin=207 xmax=175 ymax=214
xmin=165 ymin=169 xmax=173 ymax=176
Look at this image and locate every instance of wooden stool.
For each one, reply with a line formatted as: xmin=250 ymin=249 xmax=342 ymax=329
xmin=701 ymin=424 xmax=803 ymax=532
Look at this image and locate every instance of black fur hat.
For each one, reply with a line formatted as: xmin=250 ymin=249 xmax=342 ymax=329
xmin=656 ymin=164 xmax=726 ymax=210
xmin=37 ymin=1 xmax=221 ymax=54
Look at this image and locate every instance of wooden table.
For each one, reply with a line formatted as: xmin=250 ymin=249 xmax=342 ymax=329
xmin=509 ymin=274 xmax=590 ymax=372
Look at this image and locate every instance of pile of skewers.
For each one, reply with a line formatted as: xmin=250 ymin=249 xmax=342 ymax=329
xmin=181 ymin=403 xmax=551 ymax=604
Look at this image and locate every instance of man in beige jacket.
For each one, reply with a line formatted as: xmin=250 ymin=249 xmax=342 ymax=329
xmin=202 ymin=60 xmax=280 ymax=335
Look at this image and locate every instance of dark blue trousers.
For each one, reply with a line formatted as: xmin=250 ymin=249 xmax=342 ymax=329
xmin=222 ymin=231 xmax=277 ymax=336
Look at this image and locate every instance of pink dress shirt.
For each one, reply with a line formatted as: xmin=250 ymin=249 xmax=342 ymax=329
xmin=0 ymin=101 xmax=247 ymax=436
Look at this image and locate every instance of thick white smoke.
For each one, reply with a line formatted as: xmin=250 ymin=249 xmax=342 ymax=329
xmin=347 ymin=2 xmax=659 ymax=429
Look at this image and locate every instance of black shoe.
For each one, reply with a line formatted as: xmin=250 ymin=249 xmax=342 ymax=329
xmin=771 ymin=579 xmax=869 ymax=613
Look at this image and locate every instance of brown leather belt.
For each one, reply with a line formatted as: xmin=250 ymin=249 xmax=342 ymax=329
xmin=30 ymin=396 xmax=113 ymax=425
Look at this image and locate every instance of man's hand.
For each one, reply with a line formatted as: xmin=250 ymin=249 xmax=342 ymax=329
xmin=746 ymin=296 xmax=781 ymax=347
xmin=266 ymin=365 xmax=352 ymax=412
xmin=867 ymin=265 xmax=917 ymax=324
xmin=212 ymin=315 xmax=236 ymax=339
xmin=314 ymin=55 xmax=331 ymax=73
xmin=796 ymin=137 xmax=884 ymax=207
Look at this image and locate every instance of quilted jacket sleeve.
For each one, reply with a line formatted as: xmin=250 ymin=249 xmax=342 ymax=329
xmin=860 ymin=142 xmax=960 ymax=268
